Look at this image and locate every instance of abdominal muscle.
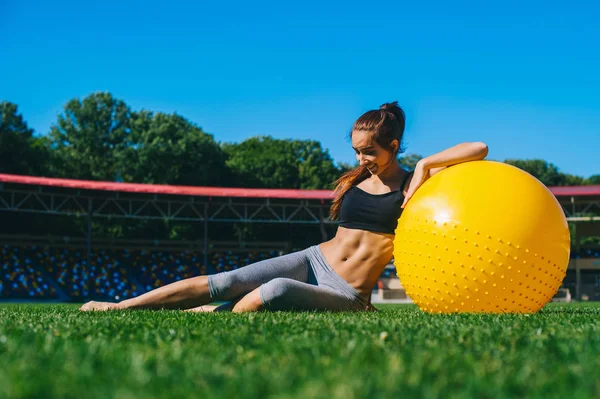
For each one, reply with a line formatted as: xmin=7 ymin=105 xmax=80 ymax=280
xmin=318 ymin=226 xmax=394 ymax=298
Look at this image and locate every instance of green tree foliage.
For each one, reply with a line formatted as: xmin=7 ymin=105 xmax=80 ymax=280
xmin=393 ymin=155 xmax=597 ymax=187
xmin=563 ymin=174 xmax=586 ymax=186
xmin=0 ymin=101 xmax=49 ymax=175
xmin=397 ymin=153 xmax=423 ymax=170
xmin=586 ymin=175 xmax=600 ymax=185
xmin=123 ymin=111 xmax=229 ymax=186
xmin=222 ymin=136 xmax=340 ymax=189
xmin=581 ymin=236 xmax=600 ymax=246
xmin=294 ymin=140 xmax=341 ymax=189
xmin=503 ymin=159 xmax=584 ymax=187
xmin=336 ymin=162 xmax=355 ymax=175
xmin=48 ymin=92 xmax=133 ymax=181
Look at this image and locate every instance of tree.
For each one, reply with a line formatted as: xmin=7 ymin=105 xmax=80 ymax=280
xmin=397 ymin=153 xmax=423 ymax=170
xmin=0 ymin=101 xmax=49 ymax=176
xmin=48 ymin=92 xmax=133 ymax=181
xmin=586 ymin=175 xmax=600 ymax=185
xmin=563 ymin=174 xmax=586 ymax=186
xmin=336 ymin=162 xmax=356 ymax=175
xmin=123 ymin=111 xmax=229 ymax=186
xmin=223 ymin=136 xmax=297 ymax=188
xmin=223 ymin=136 xmax=340 ymax=189
xmin=293 ymin=140 xmax=341 ymax=189
xmin=503 ymin=159 xmax=575 ymax=186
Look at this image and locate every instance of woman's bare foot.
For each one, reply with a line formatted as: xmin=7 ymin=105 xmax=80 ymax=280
xmin=185 ymin=301 xmax=239 ymax=313
xmin=80 ymin=301 xmax=121 ymax=312
xmin=185 ymin=305 xmax=219 ymax=312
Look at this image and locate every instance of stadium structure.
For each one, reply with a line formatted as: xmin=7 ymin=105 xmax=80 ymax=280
xmin=0 ymin=173 xmax=598 ymax=303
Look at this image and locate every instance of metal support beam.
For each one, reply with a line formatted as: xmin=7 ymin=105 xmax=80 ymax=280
xmin=87 ymin=199 xmax=92 ymax=269
xmin=575 ymin=222 xmax=582 ymax=301
xmin=203 ymin=220 xmax=209 ymax=273
xmin=0 ymin=185 xmax=598 ymax=225
xmin=319 ymin=206 xmax=327 ymax=242
xmin=575 ymin=261 xmax=581 ymax=301
xmin=0 ymin=188 xmax=337 ymax=224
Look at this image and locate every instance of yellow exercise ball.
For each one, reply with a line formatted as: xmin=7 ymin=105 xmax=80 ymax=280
xmin=393 ymin=160 xmax=570 ymax=314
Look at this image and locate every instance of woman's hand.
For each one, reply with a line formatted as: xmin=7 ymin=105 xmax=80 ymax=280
xmin=401 ymin=161 xmax=429 ymax=209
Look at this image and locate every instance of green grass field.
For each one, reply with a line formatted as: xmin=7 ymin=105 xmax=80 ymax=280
xmin=1 ymin=303 xmax=599 ymax=399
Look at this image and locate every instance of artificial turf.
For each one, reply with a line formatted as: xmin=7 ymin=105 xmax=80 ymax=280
xmin=0 ymin=302 xmax=599 ymax=399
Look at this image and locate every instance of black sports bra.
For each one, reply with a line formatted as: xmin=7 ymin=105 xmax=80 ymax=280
xmin=338 ymin=172 xmax=413 ymax=235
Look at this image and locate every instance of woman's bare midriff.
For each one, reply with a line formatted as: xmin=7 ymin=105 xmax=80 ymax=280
xmin=319 ymin=226 xmax=394 ymax=298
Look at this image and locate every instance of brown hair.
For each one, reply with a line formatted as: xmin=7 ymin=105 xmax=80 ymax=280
xmin=329 ymin=101 xmax=406 ymax=220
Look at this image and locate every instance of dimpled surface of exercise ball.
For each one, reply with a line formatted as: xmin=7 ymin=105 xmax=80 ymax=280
xmin=393 ymin=161 xmax=570 ymax=314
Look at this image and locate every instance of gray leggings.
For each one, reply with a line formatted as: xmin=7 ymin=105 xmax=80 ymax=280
xmin=208 ymin=245 xmax=369 ymax=311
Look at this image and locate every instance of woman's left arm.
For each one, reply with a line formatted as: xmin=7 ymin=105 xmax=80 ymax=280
xmin=401 ymin=142 xmax=488 ymax=207
xmin=419 ymin=141 xmax=488 ymax=172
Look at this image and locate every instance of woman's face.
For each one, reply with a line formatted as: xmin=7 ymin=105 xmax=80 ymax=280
xmin=351 ymin=130 xmax=398 ymax=175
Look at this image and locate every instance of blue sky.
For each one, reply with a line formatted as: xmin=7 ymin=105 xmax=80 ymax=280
xmin=1 ymin=0 xmax=598 ymax=177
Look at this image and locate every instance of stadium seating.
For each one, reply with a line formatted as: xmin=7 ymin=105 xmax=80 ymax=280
xmin=571 ymin=248 xmax=600 ymax=259
xmin=210 ymin=250 xmax=283 ymax=273
xmin=131 ymin=249 xmax=206 ymax=291
xmin=0 ymin=243 xmax=287 ymax=301
xmin=1 ymin=242 xmax=598 ymax=302
xmin=1 ymin=245 xmax=57 ymax=299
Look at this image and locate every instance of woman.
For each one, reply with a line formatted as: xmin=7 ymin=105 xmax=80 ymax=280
xmin=80 ymin=102 xmax=488 ymax=313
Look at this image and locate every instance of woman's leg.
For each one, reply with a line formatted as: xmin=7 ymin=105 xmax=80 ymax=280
xmin=206 ymin=249 xmax=310 ymax=301
xmin=231 ymin=277 xmax=365 ymax=313
xmin=80 ymin=275 xmax=212 ymax=311
xmin=229 ymin=288 xmax=262 ymax=312
xmin=80 ymin=249 xmax=311 ymax=312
